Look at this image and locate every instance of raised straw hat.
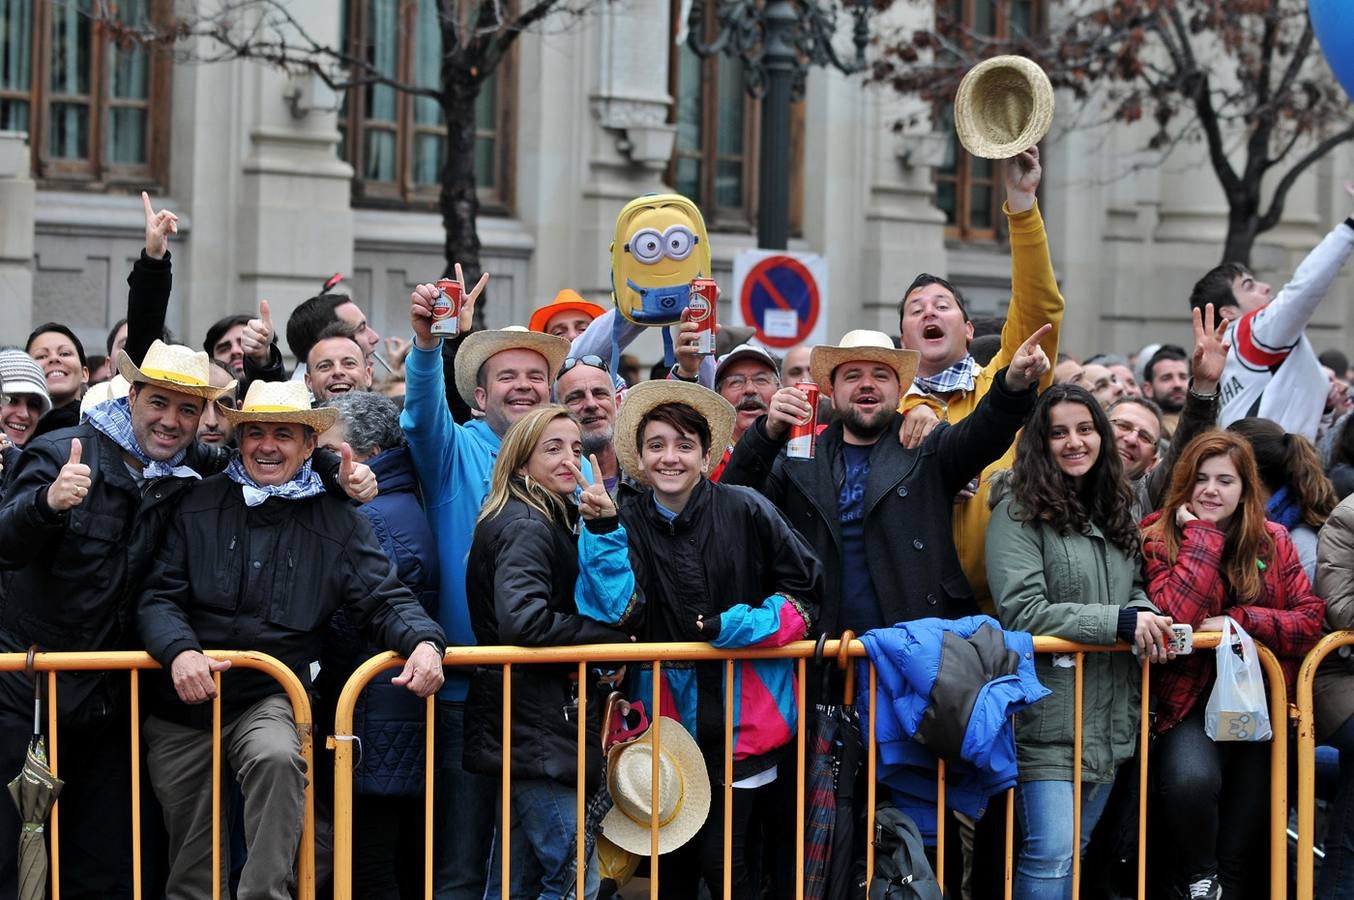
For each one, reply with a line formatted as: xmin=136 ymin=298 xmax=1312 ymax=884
xmin=220 ymin=380 xmax=338 ymax=432
xmin=613 ymin=379 xmax=735 ymax=482
xmin=600 ymin=716 xmax=711 ymax=856
xmin=452 ymin=327 xmax=571 ymax=407
xmin=116 ymin=340 xmax=236 ymax=401
xmin=953 ymin=55 xmax=1055 ymax=160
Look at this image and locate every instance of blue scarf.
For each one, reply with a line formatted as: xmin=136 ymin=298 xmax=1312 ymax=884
xmin=1265 ymin=485 xmax=1302 ymax=531
xmin=914 ymin=355 xmax=981 ymax=395
xmin=224 ymin=457 xmax=325 ymax=507
xmin=84 ymin=397 xmax=199 ymax=481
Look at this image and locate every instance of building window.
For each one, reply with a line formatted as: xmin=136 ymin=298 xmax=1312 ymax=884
xmin=0 ymin=0 xmax=169 ymax=184
xmin=339 ymin=0 xmax=514 ymax=211
xmin=668 ymin=1 xmax=803 ymax=233
xmin=933 ymin=0 xmax=1042 ymax=240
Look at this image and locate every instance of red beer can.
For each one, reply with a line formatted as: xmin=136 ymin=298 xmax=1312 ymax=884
xmin=788 ymin=382 xmax=819 ymax=459
xmin=688 ymin=278 xmax=718 ymax=355
xmin=430 ymin=279 xmax=464 ymax=337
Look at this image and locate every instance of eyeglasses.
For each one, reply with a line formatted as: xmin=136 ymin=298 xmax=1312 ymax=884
xmin=719 ymin=373 xmax=779 ymax=391
xmin=1110 ymin=418 xmax=1159 ymax=448
xmin=557 ymin=355 xmax=610 ymax=379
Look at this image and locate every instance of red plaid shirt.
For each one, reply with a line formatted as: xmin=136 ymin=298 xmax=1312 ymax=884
xmin=1140 ymin=512 xmax=1325 ymax=734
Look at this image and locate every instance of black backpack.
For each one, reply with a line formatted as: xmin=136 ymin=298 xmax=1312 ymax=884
xmin=868 ymin=805 xmax=943 ymax=900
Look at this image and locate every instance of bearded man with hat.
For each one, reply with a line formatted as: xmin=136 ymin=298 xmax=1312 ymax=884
xmin=402 ymin=276 xmax=572 ymax=898
xmin=724 ymin=325 xmax=1049 ymax=636
xmin=136 ymin=380 xmax=446 ymax=900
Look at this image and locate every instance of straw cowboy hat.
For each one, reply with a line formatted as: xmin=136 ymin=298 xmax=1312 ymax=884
xmin=116 ymin=341 xmax=235 ymax=401
xmin=613 ymin=380 xmax=736 ymax=481
xmin=527 ymin=289 xmax=607 ymax=334
xmin=79 ymin=375 xmax=131 ymax=417
xmin=220 ymin=380 xmax=337 ymax=432
xmin=809 ymin=330 xmax=921 ymax=396
xmin=600 ymin=717 xmax=711 ymax=856
xmin=452 ymin=327 xmax=571 ymax=407
xmin=953 ymin=55 xmax=1055 ymax=160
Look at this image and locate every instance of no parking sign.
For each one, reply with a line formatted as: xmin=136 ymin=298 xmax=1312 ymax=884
xmin=730 ymin=250 xmax=828 ymax=350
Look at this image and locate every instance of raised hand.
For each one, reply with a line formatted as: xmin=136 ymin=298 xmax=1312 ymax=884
xmin=1190 ymin=302 xmax=1231 ymax=394
xmin=170 ymin=650 xmax=231 ymax=704
xmin=47 ymin=439 xmax=91 ymax=512
xmin=241 ymin=298 xmax=274 ymax=365
xmin=452 ymin=262 xmax=490 ymax=336
xmin=142 ymin=191 xmax=179 ymax=261
xmin=1003 ymin=147 xmax=1041 ymax=214
xmin=566 ymin=454 xmax=616 ymax=521
xmin=339 ymin=442 xmax=378 ymax=503
xmin=410 ymin=284 xmax=440 ymax=349
xmin=673 ymin=308 xmax=703 ymax=379
xmin=1004 ymin=323 xmax=1053 ymax=392
xmin=764 ymin=385 xmax=813 ymax=441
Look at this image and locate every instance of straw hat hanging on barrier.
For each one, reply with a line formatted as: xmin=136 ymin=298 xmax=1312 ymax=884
xmin=953 ymin=55 xmax=1055 ymax=160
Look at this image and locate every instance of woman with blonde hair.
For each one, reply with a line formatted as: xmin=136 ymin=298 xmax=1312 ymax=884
xmin=463 ymin=404 xmax=637 ymax=899
xmin=1141 ymin=431 xmax=1324 ymax=900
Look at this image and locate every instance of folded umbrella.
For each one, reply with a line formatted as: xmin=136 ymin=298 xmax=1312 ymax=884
xmin=8 ymin=737 xmax=63 ymax=900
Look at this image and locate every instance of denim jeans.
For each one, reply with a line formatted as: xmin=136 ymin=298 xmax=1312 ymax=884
xmin=483 ymin=779 xmax=599 ymax=900
xmin=1318 ymin=713 xmax=1354 ymax=899
xmin=1153 ymin=705 xmax=1269 ymax=897
xmin=432 ymin=700 xmax=497 ymax=900
xmin=1012 ymin=779 xmax=1112 ymax=900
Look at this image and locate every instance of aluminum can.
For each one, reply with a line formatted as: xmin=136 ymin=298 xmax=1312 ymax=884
xmin=688 ymin=278 xmax=718 ymax=355
xmin=429 ymin=279 xmax=464 ymax=337
xmin=787 ymin=382 xmax=819 ymax=459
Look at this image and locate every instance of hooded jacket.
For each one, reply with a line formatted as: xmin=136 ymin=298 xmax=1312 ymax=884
xmin=603 ymin=478 xmax=823 ymax=782
xmin=858 ymin=616 xmax=1048 ymax=841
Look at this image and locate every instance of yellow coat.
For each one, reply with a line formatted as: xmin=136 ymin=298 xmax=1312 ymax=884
xmin=900 ymin=202 xmax=1064 ymax=611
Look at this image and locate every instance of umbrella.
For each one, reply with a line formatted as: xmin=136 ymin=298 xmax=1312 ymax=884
xmin=8 ymin=737 xmax=63 ymax=900
xmin=805 ymin=636 xmax=868 ymax=900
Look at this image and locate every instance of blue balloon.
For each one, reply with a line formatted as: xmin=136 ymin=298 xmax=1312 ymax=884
xmin=1311 ymin=0 xmax=1354 ymax=101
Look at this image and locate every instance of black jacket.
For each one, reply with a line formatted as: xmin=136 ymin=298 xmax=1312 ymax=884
xmin=615 ymin=478 xmax=824 ymax=780
xmin=721 ymin=368 xmax=1036 ymax=635
xmin=0 ymin=424 xmax=231 ymax=718
xmin=462 ymin=498 xmax=630 ymax=788
xmin=137 ymin=474 xmax=445 ymax=728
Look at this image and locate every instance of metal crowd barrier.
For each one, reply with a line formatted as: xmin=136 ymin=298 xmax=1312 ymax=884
xmin=1294 ymin=629 xmax=1354 ymax=898
xmin=330 ymin=633 xmax=1295 ymax=900
xmin=0 ymin=649 xmax=315 ymax=900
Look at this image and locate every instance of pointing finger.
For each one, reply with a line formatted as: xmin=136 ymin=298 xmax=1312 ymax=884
xmin=1019 ymin=323 xmax=1053 ymax=353
xmin=142 ymin=191 xmax=154 ymax=220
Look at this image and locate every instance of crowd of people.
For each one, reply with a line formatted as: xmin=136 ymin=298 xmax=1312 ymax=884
xmin=0 ymin=154 xmax=1353 ymax=900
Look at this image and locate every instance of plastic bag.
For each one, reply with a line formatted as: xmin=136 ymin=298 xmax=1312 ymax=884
xmin=1204 ymin=617 xmax=1272 ymax=742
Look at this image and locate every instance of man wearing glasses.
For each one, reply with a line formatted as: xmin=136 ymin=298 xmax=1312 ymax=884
xmin=554 ymin=354 xmax=623 ymax=491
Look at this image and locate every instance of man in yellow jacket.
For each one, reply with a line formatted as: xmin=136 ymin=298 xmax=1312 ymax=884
xmin=899 ymin=146 xmax=1063 ymax=612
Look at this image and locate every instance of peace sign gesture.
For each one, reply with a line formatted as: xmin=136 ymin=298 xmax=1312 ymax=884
xmin=1190 ymin=302 xmax=1231 ymax=394
xmin=566 ymin=454 xmax=616 ymax=521
xmin=1004 ymin=323 xmax=1053 ymax=392
xmin=142 ymin=191 xmax=178 ymax=261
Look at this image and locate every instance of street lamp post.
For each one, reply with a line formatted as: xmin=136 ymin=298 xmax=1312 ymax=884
xmin=685 ymin=0 xmax=872 ymax=250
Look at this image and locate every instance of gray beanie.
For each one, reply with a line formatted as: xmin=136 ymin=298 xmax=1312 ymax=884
xmin=0 ymin=350 xmax=53 ymax=414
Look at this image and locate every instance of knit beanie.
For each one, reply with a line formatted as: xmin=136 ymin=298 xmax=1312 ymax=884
xmin=0 ymin=350 xmax=53 ymax=414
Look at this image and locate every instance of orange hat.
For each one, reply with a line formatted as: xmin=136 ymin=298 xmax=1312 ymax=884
xmin=528 ymin=289 xmax=607 ymax=334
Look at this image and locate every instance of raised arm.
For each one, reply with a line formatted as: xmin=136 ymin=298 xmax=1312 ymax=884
xmin=1145 ymin=303 xmax=1227 ymax=508
xmin=0 ymin=435 xmax=79 ymax=567
xmin=124 ymin=191 xmax=178 ymax=366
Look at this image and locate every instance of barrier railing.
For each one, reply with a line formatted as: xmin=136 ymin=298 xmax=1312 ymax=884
xmin=1294 ymin=629 xmax=1354 ymax=898
xmin=330 ymin=633 xmax=1295 ymax=900
xmin=0 ymin=649 xmax=315 ymax=900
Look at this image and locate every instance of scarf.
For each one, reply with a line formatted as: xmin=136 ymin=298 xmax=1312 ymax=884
xmin=224 ymin=456 xmax=326 ymax=507
xmin=1265 ymin=485 xmax=1302 ymax=531
xmin=914 ymin=355 xmax=981 ymax=395
xmin=84 ymin=397 xmax=199 ymax=481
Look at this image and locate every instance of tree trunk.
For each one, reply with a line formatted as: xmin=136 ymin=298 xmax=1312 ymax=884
xmin=439 ymin=66 xmax=486 ymax=326
xmin=1221 ymin=194 xmax=1261 ymax=268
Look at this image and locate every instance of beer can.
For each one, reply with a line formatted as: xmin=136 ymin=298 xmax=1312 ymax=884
xmin=688 ymin=278 xmax=718 ymax=356
xmin=429 ymin=279 xmax=464 ymax=337
xmin=787 ymin=382 xmax=819 ymax=459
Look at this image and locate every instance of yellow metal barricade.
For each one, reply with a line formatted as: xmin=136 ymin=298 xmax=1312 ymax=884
xmin=1295 ymin=629 xmax=1354 ymax=898
xmin=330 ymin=634 xmax=1293 ymax=900
xmin=0 ymin=649 xmax=315 ymax=900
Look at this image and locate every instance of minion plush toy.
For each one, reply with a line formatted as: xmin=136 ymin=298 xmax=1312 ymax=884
xmin=609 ymin=193 xmax=711 ymax=367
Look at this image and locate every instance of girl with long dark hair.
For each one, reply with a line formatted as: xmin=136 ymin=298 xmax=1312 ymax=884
xmin=1227 ymin=416 xmax=1338 ymax=581
xmin=1141 ymin=431 xmax=1324 ymax=899
xmin=987 ymin=384 xmax=1174 ymax=900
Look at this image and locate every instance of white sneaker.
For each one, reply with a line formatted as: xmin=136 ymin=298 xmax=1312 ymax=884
xmin=1186 ymin=874 xmax=1222 ymax=900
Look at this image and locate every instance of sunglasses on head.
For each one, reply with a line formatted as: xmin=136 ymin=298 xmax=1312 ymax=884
xmin=557 ymin=355 xmax=610 ymax=379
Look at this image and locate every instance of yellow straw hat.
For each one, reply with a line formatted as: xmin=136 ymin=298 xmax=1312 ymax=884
xmin=116 ymin=341 xmax=235 ymax=401
xmin=613 ymin=380 xmax=735 ymax=481
xmin=452 ymin=327 xmax=571 ymax=407
xmin=220 ymin=380 xmax=338 ymax=431
xmin=953 ymin=55 xmax=1055 ymax=160
xmin=600 ymin=717 xmax=711 ymax=856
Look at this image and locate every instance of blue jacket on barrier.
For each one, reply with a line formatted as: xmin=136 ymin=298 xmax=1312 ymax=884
xmin=858 ymin=615 xmax=1049 ymax=842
